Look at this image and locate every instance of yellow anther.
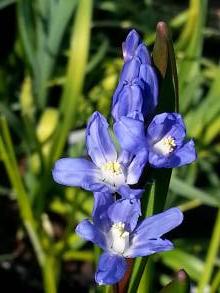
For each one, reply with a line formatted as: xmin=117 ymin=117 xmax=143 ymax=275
xmin=154 ymin=135 xmax=176 ymax=155
xmin=102 ymin=161 xmax=122 ymax=175
xmin=111 ymin=222 xmax=129 ymax=238
xmin=162 ymin=136 xmax=176 ymax=151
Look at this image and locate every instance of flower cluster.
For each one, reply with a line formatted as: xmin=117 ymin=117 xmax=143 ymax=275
xmin=52 ymin=30 xmax=196 ymax=285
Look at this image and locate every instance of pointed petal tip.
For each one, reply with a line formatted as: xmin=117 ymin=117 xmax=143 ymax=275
xmin=126 ymin=29 xmax=140 ymax=40
xmin=87 ymin=111 xmax=105 ymax=126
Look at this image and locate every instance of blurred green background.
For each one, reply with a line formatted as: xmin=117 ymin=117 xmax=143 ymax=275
xmin=0 ymin=0 xmax=220 ymax=292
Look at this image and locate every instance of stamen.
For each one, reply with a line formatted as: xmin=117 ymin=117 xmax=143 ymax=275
xmin=101 ymin=161 xmax=125 ymax=188
xmin=102 ymin=161 xmax=122 ymax=175
xmin=154 ymin=135 xmax=176 ymax=156
xmin=109 ymin=222 xmax=129 ymax=255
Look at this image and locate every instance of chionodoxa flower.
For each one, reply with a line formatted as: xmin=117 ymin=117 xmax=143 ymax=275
xmin=114 ymin=112 xmax=197 ymax=168
xmin=76 ymin=193 xmax=183 ymax=285
xmin=52 ymin=111 xmax=147 ymax=199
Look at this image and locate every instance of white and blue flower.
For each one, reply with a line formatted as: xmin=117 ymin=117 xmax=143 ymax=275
xmin=52 ymin=111 xmax=146 ymax=199
xmin=114 ymin=112 xmax=197 ymax=168
xmin=76 ymin=195 xmax=183 ymax=285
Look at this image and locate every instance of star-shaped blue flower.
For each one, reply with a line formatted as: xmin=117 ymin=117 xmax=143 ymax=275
xmin=76 ymin=194 xmax=183 ymax=285
xmin=52 ymin=111 xmax=146 ymax=198
xmin=114 ymin=112 xmax=197 ymax=168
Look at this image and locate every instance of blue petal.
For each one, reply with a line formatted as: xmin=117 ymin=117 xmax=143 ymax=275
xmin=95 ymin=252 xmax=127 ymax=285
xmin=122 ymin=29 xmax=140 ymax=61
xmin=75 ymin=219 xmax=106 ymax=250
xmin=118 ymin=185 xmax=143 ymax=200
xmin=52 ymin=158 xmax=101 ymax=189
xmin=173 ymin=140 xmax=197 ymax=166
xmin=114 ymin=116 xmax=146 ymax=154
xmin=133 ymin=208 xmax=183 ymax=238
xmin=118 ymin=150 xmax=133 ymax=167
xmin=134 ymin=43 xmax=151 ymax=65
xmin=107 ymin=199 xmax=141 ymax=232
xmin=86 ymin=112 xmax=117 ymax=168
xmin=148 ymin=152 xmax=169 ymax=168
xmin=147 ymin=113 xmax=186 ymax=144
xmin=124 ymin=208 xmax=183 ymax=257
xmin=120 ymin=58 xmax=141 ymax=81
xmin=124 ymin=238 xmax=173 ymax=257
xmin=112 ymin=84 xmax=144 ymax=121
xmin=127 ymin=149 xmax=148 ymax=184
xmin=92 ymin=192 xmax=114 ymax=231
xmin=149 ymin=139 xmax=197 ymax=168
xmin=139 ymin=64 xmax=158 ymax=115
xmin=112 ymin=81 xmax=124 ymax=113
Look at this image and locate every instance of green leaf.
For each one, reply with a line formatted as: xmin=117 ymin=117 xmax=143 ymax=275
xmin=177 ymin=0 xmax=207 ymax=112
xmin=170 ymin=176 xmax=220 ymax=207
xmin=17 ymin=0 xmax=78 ymax=108
xmin=160 ymin=249 xmax=204 ymax=282
xmin=0 ymin=0 xmax=16 ymax=9
xmin=50 ymin=0 xmax=93 ymax=163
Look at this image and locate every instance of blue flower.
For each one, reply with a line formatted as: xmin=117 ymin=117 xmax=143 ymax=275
xmin=114 ymin=112 xmax=197 ymax=168
xmin=76 ymin=195 xmax=183 ymax=285
xmin=112 ymin=30 xmax=158 ymax=121
xmin=52 ymin=111 xmax=146 ymax=198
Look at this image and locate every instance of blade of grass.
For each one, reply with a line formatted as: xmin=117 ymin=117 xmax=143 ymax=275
xmin=198 ymin=208 xmax=220 ymax=292
xmin=0 ymin=118 xmax=45 ymax=267
xmin=0 ymin=0 xmax=16 ymax=9
xmin=211 ymin=270 xmax=220 ymax=293
xmin=50 ymin=0 xmax=93 ymax=163
xmin=170 ymin=176 xmax=220 ymax=207
xmin=160 ymin=249 xmax=204 ymax=282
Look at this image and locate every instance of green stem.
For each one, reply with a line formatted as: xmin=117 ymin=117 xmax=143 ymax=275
xmin=178 ymin=199 xmax=201 ymax=212
xmin=211 ymin=270 xmax=220 ymax=293
xmin=198 ymin=208 xmax=220 ymax=292
xmin=128 ymin=257 xmax=149 ymax=293
xmin=42 ymin=255 xmax=58 ymax=293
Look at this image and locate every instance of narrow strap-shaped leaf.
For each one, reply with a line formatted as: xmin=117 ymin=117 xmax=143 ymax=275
xmin=49 ymin=0 xmax=93 ymax=164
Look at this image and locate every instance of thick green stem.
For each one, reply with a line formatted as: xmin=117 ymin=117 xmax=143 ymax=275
xmin=42 ymin=255 xmax=59 ymax=293
xmin=198 ymin=208 xmax=220 ymax=292
xmin=128 ymin=257 xmax=149 ymax=293
xmin=211 ymin=270 xmax=220 ymax=293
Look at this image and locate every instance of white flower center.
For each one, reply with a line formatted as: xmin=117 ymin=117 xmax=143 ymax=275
xmin=108 ymin=222 xmax=130 ymax=255
xmin=101 ymin=161 xmax=125 ymax=189
xmin=153 ymin=135 xmax=176 ymax=155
